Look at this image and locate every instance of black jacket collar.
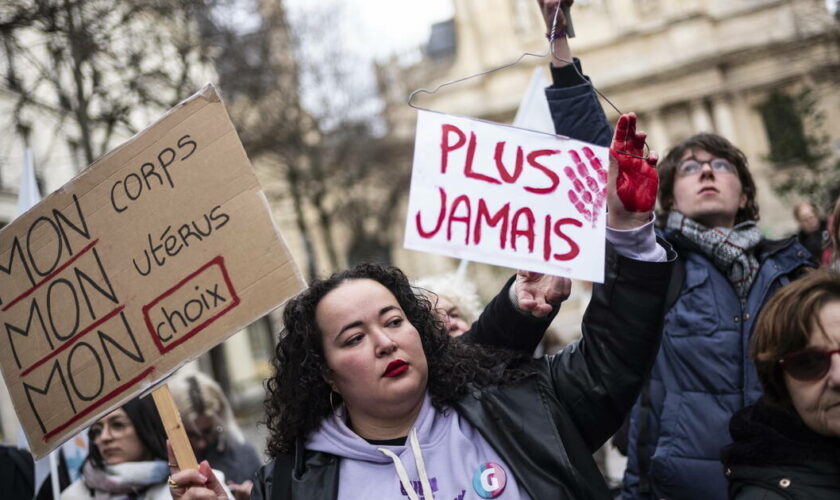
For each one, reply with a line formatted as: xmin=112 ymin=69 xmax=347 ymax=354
xmin=721 ymin=399 xmax=840 ymax=468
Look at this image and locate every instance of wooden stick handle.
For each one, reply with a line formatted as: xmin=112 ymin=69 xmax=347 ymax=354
xmin=152 ymin=384 xmax=198 ymax=470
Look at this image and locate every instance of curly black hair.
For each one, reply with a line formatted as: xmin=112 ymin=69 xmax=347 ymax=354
xmin=657 ymin=133 xmax=759 ymax=226
xmin=264 ymin=263 xmax=535 ymax=457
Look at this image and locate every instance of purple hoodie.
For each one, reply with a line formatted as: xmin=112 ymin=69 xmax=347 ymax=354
xmin=306 ymin=392 xmax=530 ymax=500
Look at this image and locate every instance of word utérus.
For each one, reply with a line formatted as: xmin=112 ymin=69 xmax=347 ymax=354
xmin=132 ymin=206 xmax=229 ymax=276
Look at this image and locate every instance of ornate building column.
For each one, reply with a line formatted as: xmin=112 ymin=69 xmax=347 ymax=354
xmin=644 ymin=109 xmax=670 ymax=152
xmin=711 ymin=95 xmax=738 ymax=144
xmin=690 ymin=99 xmax=714 ymax=133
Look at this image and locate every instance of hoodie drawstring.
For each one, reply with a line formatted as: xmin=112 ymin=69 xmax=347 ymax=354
xmin=378 ymin=428 xmax=434 ymax=500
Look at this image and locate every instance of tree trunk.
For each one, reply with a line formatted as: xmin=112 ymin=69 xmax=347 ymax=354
xmin=286 ymin=164 xmax=318 ymax=281
xmin=312 ymin=193 xmax=340 ymax=271
xmin=63 ymin=0 xmax=95 ymax=166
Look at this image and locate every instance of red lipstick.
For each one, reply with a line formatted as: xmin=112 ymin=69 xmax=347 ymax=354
xmin=383 ymin=359 xmax=408 ymax=377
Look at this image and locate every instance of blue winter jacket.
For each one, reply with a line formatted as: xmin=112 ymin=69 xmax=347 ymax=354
xmin=623 ymin=233 xmax=812 ymax=500
xmin=544 ymin=60 xmax=815 ymax=500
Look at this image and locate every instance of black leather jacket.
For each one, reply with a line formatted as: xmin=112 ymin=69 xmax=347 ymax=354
xmin=252 ymin=245 xmax=674 ymax=500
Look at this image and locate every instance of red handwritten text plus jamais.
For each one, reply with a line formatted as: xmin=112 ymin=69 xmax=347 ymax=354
xmin=439 ymin=123 xmax=563 ymax=193
xmin=417 ymin=121 xmax=596 ymax=262
xmin=415 ymin=188 xmax=582 ymax=261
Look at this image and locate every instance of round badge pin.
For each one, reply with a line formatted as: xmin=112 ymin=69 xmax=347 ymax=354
xmin=472 ymin=462 xmax=507 ymax=498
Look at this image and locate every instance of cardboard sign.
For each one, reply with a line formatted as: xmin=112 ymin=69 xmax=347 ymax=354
xmin=0 ymin=84 xmax=304 ymax=458
xmin=405 ymin=110 xmax=609 ymax=282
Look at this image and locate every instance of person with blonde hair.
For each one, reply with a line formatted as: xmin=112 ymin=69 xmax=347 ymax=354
xmin=168 ymin=370 xmax=261 ymax=499
xmin=414 ymin=272 xmax=481 ymax=337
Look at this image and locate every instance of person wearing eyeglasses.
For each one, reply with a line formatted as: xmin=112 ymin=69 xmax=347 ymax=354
xmin=533 ymin=2 xmax=817 ymax=498
xmin=60 ymin=397 xmax=171 ymax=500
xmin=721 ymin=269 xmax=840 ymax=498
xmin=61 ymin=396 xmax=231 ymax=500
xmin=619 ymin=135 xmax=817 ymax=500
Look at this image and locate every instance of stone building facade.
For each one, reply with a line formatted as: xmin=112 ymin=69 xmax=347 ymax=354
xmin=378 ymin=0 xmax=840 ymax=368
xmin=382 ymin=0 xmax=840 ymax=235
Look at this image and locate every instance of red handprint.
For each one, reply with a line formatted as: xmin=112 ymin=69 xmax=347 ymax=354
xmin=564 ymin=146 xmax=607 ymax=226
xmin=610 ymin=114 xmax=658 ymax=213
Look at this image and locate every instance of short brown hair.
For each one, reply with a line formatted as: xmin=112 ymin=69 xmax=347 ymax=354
xmin=752 ymin=269 xmax=840 ymax=406
xmin=657 ymin=134 xmax=759 ymax=225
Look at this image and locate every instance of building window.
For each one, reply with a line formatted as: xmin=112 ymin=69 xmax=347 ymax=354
xmin=246 ymin=316 xmax=274 ymax=380
xmin=214 ymin=315 xmax=276 ymax=409
xmin=757 ymin=89 xmax=819 ymax=167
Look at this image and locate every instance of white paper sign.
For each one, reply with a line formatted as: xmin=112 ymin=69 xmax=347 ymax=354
xmin=404 ymin=110 xmax=609 ymax=283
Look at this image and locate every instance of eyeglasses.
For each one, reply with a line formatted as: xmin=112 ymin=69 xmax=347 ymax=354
xmin=89 ymin=417 xmax=132 ymax=441
xmin=676 ymin=157 xmax=736 ymax=177
xmin=779 ymin=348 xmax=840 ymax=381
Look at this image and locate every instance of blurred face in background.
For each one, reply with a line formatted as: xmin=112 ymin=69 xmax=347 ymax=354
xmin=90 ymin=408 xmax=149 ymax=465
xmin=185 ymin=413 xmax=221 ymax=453
xmin=435 ymin=295 xmax=470 ymax=337
xmin=784 ymin=300 xmax=840 ymax=437
xmin=795 ymin=203 xmax=820 ymax=234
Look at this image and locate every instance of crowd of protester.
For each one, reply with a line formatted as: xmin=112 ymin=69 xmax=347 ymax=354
xmin=2 ymin=0 xmax=838 ymax=499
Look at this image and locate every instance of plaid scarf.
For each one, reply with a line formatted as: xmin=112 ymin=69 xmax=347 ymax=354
xmin=81 ymin=459 xmax=169 ymax=499
xmin=667 ymin=211 xmax=763 ymax=301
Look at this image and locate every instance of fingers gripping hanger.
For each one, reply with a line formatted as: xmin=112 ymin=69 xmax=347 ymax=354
xmin=407 ymin=2 xmax=650 ymax=161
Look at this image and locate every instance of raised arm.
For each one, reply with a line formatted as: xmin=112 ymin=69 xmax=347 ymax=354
xmin=537 ymin=0 xmax=573 ymax=68
xmin=458 ymin=274 xmax=569 ymax=353
xmin=548 ymin=114 xmax=672 ymax=451
xmin=536 ymin=0 xmax=613 ymax=147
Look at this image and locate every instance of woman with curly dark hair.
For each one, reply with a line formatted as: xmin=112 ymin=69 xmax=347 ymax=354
xmin=168 ymin=113 xmax=674 ymax=499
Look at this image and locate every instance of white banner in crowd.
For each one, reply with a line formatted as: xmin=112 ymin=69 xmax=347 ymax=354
xmin=405 ymin=110 xmax=610 ymax=283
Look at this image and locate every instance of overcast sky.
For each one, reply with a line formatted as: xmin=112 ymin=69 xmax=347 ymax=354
xmin=285 ymin=0 xmax=454 ymax=61
xmin=282 ymin=0 xmax=455 ymax=126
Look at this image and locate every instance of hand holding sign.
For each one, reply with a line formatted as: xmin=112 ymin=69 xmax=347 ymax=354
xmin=536 ymin=0 xmax=574 ymax=65
xmin=515 ymin=271 xmax=571 ymax=318
xmin=167 ymin=442 xmax=227 ymax=500
xmin=608 ymin=113 xmax=659 ymax=230
xmin=536 ymin=0 xmax=573 ymax=35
